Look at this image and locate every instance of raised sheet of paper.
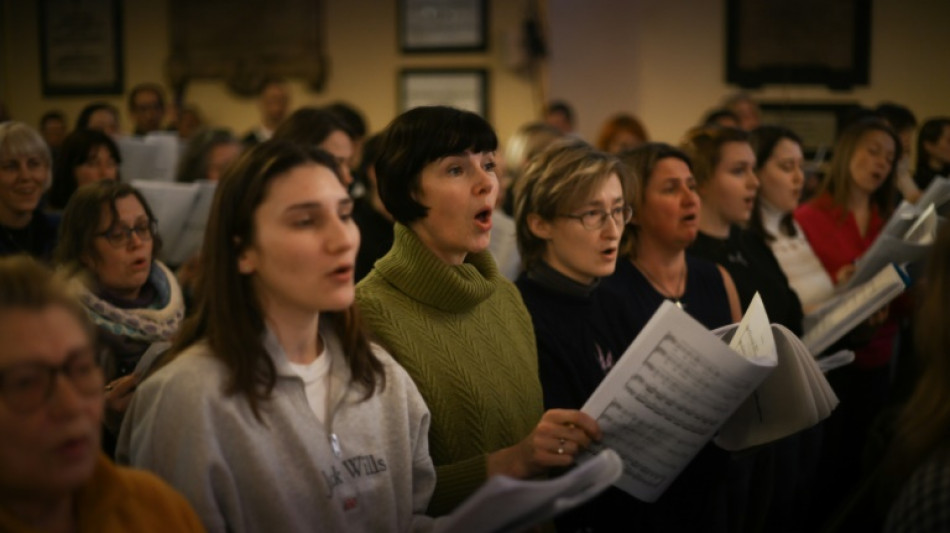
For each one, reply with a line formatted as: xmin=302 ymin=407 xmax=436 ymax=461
xmin=132 ymin=180 xmax=218 ymax=266
xmin=433 ymin=449 xmax=623 ymax=533
xmin=916 ymin=176 xmax=950 ymax=214
xmin=117 ymin=132 xmax=180 ymax=182
xmin=580 ymin=299 xmax=775 ymax=502
xmin=844 ymin=203 xmax=936 ymax=290
xmin=713 ymin=322 xmax=837 ymax=451
xmin=803 ymin=263 xmax=909 ymax=355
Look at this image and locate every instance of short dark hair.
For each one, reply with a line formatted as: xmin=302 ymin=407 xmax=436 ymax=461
xmin=375 ymin=106 xmax=497 ymax=224
xmin=546 ymin=100 xmax=575 ymax=125
xmin=357 ymin=133 xmax=384 ymax=181
xmin=76 ymin=102 xmax=119 ymax=131
xmin=54 ymin=181 xmax=163 ymax=272
xmin=875 ymin=102 xmax=917 ymax=132
xmin=127 ymin=83 xmax=166 ymax=111
xmin=272 ymin=106 xmax=352 ymax=147
xmin=916 ymin=117 xmax=950 ymax=173
xmin=39 ymin=110 xmax=66 ymax=128
xmin=326 ymin=102 xmax=367 ymax=140
xmin=176 ymin=128 xmax=237 ymax=183
xmin=48 ymin=129 xmax=122 ymax=210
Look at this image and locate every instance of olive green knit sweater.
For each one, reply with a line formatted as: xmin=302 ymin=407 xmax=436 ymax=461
xmin=356 ymin=224 xmax=544 ymax=516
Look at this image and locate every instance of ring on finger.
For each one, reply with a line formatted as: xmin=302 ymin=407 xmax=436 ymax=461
xmin=104 ymin=384 xmax=115 ymax=392
xmin=557 ymin=438 xmax=566 ymax=455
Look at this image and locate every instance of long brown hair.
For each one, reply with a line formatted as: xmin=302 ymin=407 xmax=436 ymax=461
xmin=878 ymin=224 xmax=950 ymax=504
xmin=814 ymin=118 xmax=900 ymax=219
xmin=170 ymin=140 xmax=384 ymax=421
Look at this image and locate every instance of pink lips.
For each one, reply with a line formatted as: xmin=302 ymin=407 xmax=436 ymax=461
xmin=474 ymin=208 xmax=492 ymax=231
xmin=328 ymin=264 xmax=354 ymax=283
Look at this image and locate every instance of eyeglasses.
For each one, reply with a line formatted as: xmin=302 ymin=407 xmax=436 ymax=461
xmin=96 ymin=220 xmax=156 ymax=248
xmin=0 ymin=350 xmax=103 ymax=414
xmin=558 ymin=205 xmax=633 ymax=230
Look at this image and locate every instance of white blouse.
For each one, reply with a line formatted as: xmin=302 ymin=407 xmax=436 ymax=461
xmin=761 ymin=200 xmax=836 ymax=312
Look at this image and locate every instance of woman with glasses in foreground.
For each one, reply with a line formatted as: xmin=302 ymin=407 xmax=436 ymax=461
xmin=54 ymin=181 xmax=184 ymax=455
xmin=0 ymin=255 xmax=202 ymax=532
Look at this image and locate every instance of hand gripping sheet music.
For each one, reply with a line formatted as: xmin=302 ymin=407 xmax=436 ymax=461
xmin=432 ymin=448 xmax=622 ymax=533
xmin=579 ymin=295 xmax=776 ymax=502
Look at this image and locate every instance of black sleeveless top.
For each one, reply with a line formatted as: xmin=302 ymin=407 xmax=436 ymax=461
xmin=601 ymin=253 xmax=733 ymax=350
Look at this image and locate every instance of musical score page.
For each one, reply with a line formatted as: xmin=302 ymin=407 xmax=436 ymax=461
xmin=581 ymin=300 xmax=775 ymax=502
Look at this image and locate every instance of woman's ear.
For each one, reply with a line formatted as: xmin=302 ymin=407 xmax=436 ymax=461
xmin=234 ymin=237 xmax=256 ymax=275
xmin=527 ymin=213 xmax=554 ymax=240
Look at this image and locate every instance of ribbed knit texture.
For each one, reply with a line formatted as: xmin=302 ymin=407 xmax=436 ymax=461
xmin=356 ymin=223 xmax=543 ymax=516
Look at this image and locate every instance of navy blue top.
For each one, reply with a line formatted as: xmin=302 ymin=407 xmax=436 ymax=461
xmin=602 ymin=253 xmax=733 ymax=347
xmin=0 ymin=210 xmax=60 ymax=261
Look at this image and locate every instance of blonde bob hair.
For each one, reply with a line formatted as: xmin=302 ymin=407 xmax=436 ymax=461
xmin=514 ymin=138 xmax=629 ymax=272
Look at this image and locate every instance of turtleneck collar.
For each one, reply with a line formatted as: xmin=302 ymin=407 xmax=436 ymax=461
xmin=373 ymin=223 xmax=501 ymax=313
xmin=526 ymin=260 xmax=599 ymax=299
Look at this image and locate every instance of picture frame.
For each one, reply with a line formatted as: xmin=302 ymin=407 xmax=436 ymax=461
xmin=400 ymin=68 xmax=489 ymax=118
xmin=399 ymin=0 xmax=488 ymax=53
xmin=726 ymin=0 xmax=870 ymax=89
xmin=39 ymin=0 xmax=124 ymax=96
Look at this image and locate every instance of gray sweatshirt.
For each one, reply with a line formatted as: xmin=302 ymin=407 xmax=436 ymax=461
xmin=116 ymin=325 xmax=435 ymax=533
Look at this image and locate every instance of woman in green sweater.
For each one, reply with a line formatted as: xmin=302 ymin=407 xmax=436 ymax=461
xmin=356 ymin=106 xmax=601 ymax=515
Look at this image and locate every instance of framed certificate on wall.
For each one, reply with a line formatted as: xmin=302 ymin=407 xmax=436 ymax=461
xmin=400 ymin=69 xmax=489 ymax=118
xmin=399 ymin=0 xmax=488 ymax=53
xmin=39 ymin=0 xmax=124 ymax=95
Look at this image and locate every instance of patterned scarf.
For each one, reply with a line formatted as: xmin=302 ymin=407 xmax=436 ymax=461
xmin=66 ymin=261 xmax=185 ymax=343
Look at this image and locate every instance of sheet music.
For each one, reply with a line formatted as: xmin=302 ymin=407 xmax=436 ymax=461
xmin=434 ymin=449 xmax=623 ymax=533
xmin=581 ymin=301 xmax=774 ymax=502
xmin=117 ymin=132 xmax=180 ymax=182
xmin=164 ymin=181 xmax=217 ymax=266
xmin=728 ymin=294 xmax=776 ymax=365
xmin=903 ymin=202 xmax=937 ymax=245
xmin=714 ymin=323 xmax=837 ymax=451
xmin=844 ymin=205 xmax=934 ymax=290
xmin=916 ymin=176 xmax=950 ymax=211
xmin=803 ymin=264 xmax=908 ymax=355
xmin=132 ymin=180 xmax=217 ymax=266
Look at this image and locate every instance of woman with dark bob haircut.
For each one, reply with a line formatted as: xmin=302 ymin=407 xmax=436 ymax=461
xmin=118 ymin=141 xmax=436 ymax=531
xmin=356 ymin=106 xmax=601 ymax=516
xmin=54 ymin=180 xmax=184 ymax=456
xmin=48 ymin=129 xmax=121 ymax=210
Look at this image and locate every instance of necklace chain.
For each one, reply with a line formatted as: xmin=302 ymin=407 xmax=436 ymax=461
xmin=634 ymin=259 xmax=687 ymax=304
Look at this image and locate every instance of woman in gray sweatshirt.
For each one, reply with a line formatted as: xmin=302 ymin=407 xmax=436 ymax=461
xmin=117 ymin=141 xmax=436 ymax=532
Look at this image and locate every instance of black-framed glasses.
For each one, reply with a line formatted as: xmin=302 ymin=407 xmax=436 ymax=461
xmin=0 ymin=349 xmax=104 ymax=414
xmin=558 ymin=205 xmax=633 ymax=230
xmin=96 ymin=220 xmax=157 ymax=248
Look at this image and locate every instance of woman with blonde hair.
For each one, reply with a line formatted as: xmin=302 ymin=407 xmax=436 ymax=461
xmin=514 ymin=138 xmax=638 ymax=532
